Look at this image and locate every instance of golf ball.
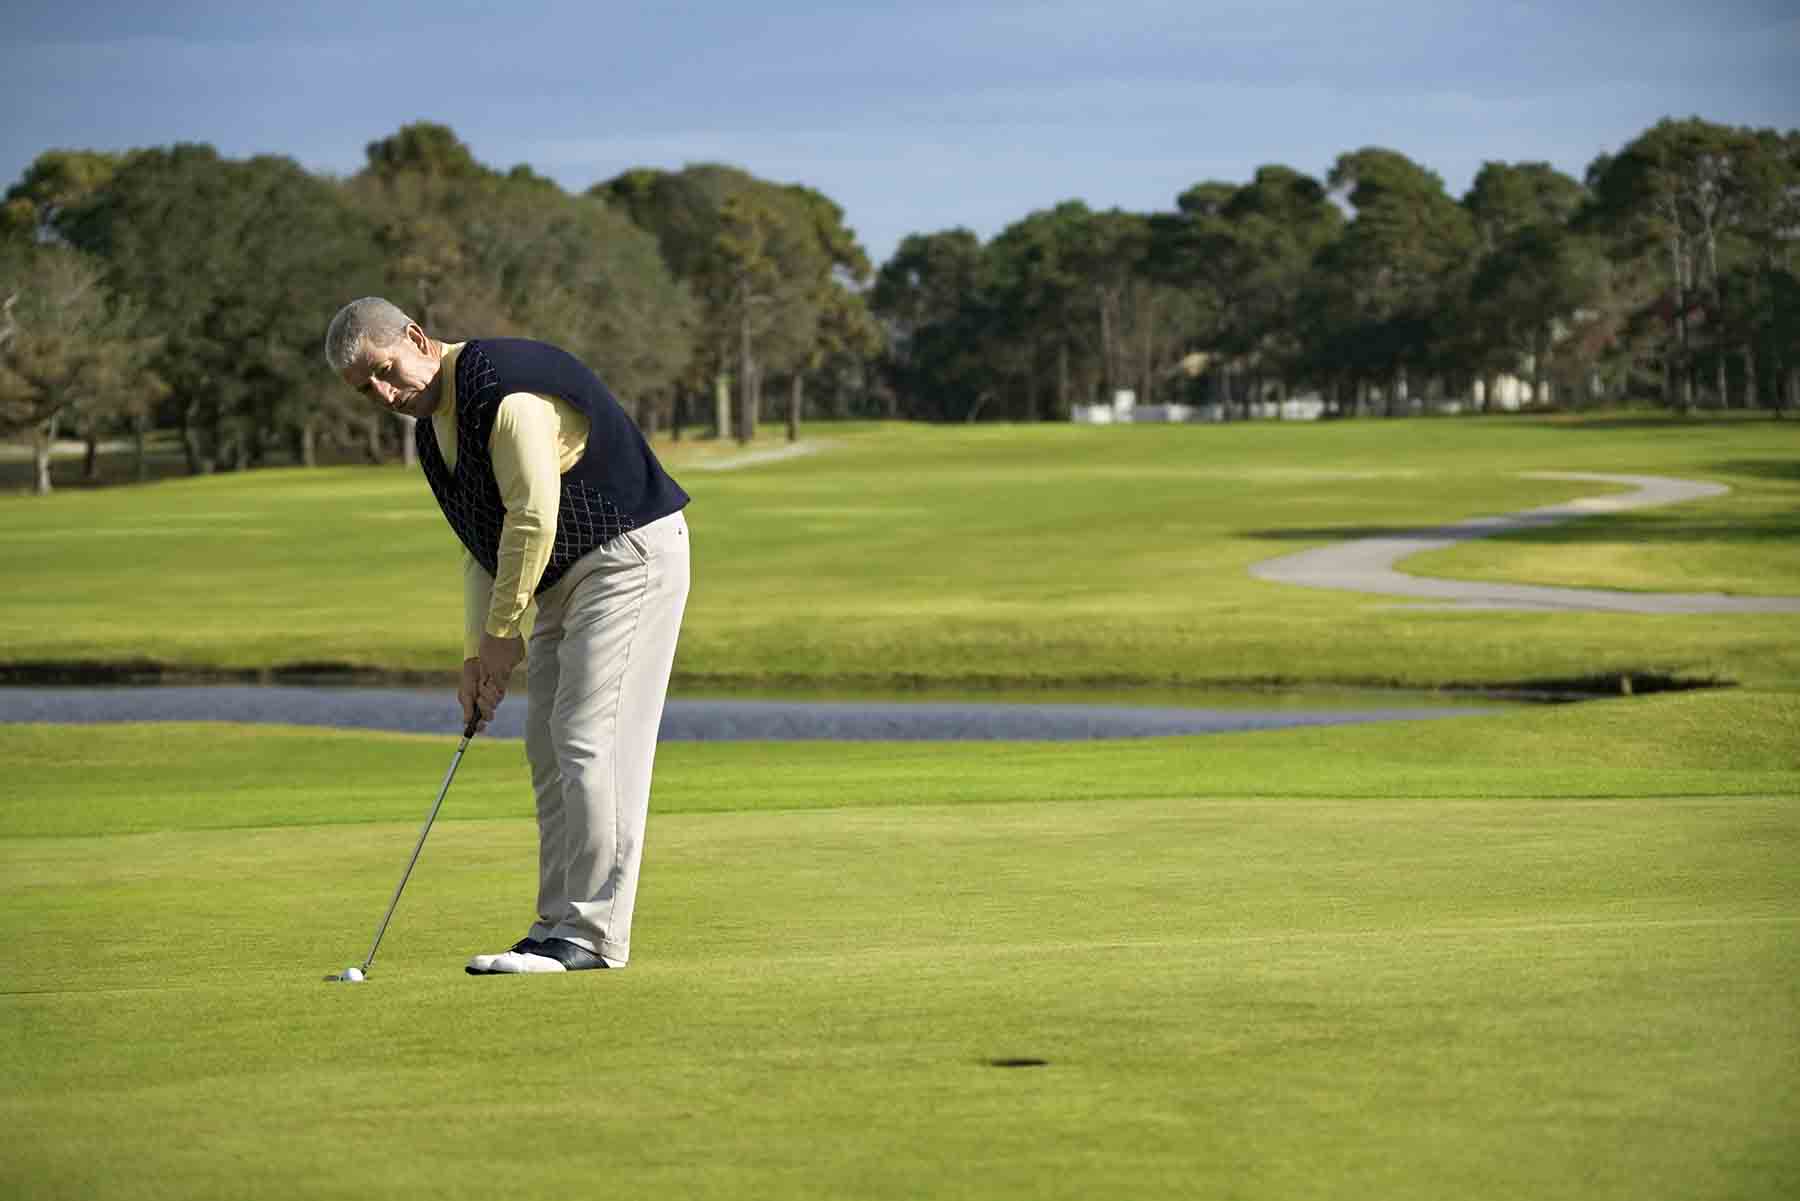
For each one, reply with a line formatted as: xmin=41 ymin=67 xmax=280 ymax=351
xmin=342 ymin=967 xmax=364 ymax=983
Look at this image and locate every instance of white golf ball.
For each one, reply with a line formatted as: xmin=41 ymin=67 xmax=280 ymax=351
xmin=342 ymin=967 xmax=364 ymax=983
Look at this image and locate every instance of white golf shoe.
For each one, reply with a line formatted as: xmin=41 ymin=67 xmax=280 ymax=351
xmin=465 ymin=937 xmax=545 ymax=975
xmin=482 ymin=950 xmax=568 ymax=973
xmin=467 ymin=936 xmax=613 ymax=974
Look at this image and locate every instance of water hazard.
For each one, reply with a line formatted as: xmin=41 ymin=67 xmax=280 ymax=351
xmin=0 ymin=685 xmax=1504 ymax=741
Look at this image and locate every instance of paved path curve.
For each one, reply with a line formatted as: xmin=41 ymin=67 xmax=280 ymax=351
xmin=1249 ymin=472 xmax=1800 ymax=614
xmin=687 ymin=440 xmax=830 ymax=472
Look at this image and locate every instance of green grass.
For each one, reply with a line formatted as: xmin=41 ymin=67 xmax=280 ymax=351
xmin=1410 ymin=425 xmax=1800 ymax=597
xmin=2 ymin=700 xmax=1797 ymax=1200
xmin=4 ymin=414 xmax=1798 ymax=1198
xmin=2 ymin=690 xmax=1796 ymax=841
xmin=3 ymin=414 xmax=1797 ymax=689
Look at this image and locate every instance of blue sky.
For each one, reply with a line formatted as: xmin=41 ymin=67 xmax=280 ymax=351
xmin=4 ymin=1 xmax=1795 ymax=266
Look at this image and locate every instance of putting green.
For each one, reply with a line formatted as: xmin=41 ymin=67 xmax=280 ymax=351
xmin=3 ymin=691 xmax=1799 ymax=1199
xmin=2 ymin=734 xmax=1795 ymax=1199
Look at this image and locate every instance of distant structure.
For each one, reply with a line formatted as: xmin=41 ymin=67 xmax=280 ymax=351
xmin=1072 ymin=388 xmax=1327 ymax=424
xmin=1072 ymin=375 xmax=1540 ymax=424
xmin=1072 ymin=390 xmax=1198 ymax=424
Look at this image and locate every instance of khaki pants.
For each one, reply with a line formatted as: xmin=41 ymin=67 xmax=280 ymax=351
xmin=523 ymin=510 xmax=689 ymax=964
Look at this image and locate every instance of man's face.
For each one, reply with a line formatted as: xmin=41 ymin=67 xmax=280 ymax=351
xmin=340 ymin=322 xmax=442 ymax=418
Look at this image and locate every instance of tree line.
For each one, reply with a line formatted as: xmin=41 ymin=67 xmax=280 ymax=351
xmin=877 ymin=120 xmax=1800 ymax=424
xmin=0 ymin=123 xmax=879 ymax=493
xmin=2 ymin=116 xmax=1794 ymax=493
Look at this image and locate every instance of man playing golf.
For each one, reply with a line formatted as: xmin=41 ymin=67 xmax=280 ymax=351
xmin=324 ymin=298 xmax=691 ymax=974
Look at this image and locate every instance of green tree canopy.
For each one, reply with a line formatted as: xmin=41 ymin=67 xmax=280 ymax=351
xmin=61 ymin=144 xmax=385 ymax=470
xmin=0 ymin=243 xmax=160 ymax=492
xmin=350 ymin=126 xmax=699 ymax=429
xmin=596 ymin=162 xmax=870 ymax=436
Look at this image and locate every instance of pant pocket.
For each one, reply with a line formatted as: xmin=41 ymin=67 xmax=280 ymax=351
xmin=612 ymin=528 xmax=651 ymax=566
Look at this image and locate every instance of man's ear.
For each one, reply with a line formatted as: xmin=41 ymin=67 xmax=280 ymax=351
xmin=406 ymin=322 xmax=430 ymax=352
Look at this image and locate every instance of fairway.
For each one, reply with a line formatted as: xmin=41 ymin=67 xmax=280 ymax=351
xmin=4 ymin=416 xmax=1798 ymax=689
xmin=4 ymin=415 xmax=1799 ymax=1199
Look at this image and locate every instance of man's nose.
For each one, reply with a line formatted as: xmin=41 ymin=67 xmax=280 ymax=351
xmin=370 ymin=378 xmax=395 ymax=403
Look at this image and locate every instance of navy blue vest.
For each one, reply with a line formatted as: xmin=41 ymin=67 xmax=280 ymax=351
xmin=416 ymin=338 xmax=689 ymax=595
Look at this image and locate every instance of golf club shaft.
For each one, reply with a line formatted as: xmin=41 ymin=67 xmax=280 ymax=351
xmin=361 ymin=714 xmax=481 ymax=971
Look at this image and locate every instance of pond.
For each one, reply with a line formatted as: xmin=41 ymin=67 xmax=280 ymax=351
xmin=0 ymin=685 xmax=1506 ymax=741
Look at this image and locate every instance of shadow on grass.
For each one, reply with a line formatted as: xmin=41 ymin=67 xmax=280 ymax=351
xmin=0 ymin=452 xmax=192 ymax=493
xmin=0 ymin=448 xmax=388 ymax=494
xmin=1244 ymin=512 xmax=1799 ymax=546
xmin=1247 ymin=526 xmax=1459 ymax=542
xmin=1520 ymin=413 xmax=1795 ymax=432
xmin=1706 ymin=459 xmax=1800 ymax=483
xmin=1450 ymin=671 xmax=1731 ymax=699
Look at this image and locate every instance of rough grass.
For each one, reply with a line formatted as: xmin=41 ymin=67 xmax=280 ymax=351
xmin=3 ymin=414 xmax=1797 ymax=689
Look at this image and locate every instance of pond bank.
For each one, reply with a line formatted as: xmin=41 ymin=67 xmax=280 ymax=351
xmin=0 ymin=685 xmax=1508 ymax=742
xmin=0 ymin=660 xmax=1724 ymax=702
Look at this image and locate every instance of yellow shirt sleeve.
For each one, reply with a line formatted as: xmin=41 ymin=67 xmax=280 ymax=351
xmin=484 ymin=392 xmax=590 ymax=641
xmin=431 ymin=342 xmax=591 ymax=651
xmin=462 ymin=551 xmax=494 ymax=660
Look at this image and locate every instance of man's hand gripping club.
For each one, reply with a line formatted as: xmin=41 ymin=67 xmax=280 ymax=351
xmin=460 ymin=632 xmax=527 ymax=732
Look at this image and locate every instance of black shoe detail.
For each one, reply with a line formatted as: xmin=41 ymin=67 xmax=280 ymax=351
xmin=532 ymin=938 xmax=611 ymax=970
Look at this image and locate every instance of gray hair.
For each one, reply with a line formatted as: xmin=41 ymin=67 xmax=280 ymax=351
xmin=323 ymin=297 xmax=416 ymax=371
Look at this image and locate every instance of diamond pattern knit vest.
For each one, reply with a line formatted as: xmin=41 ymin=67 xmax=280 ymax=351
xmin=416 ymin=338 xmax=689 ymax=595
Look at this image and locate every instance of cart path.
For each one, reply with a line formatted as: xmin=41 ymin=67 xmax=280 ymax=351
xmin=1248 ymin=472 xmax=1800 ymax=614
xmin=686 ymin=440 xmax=830 ymax=472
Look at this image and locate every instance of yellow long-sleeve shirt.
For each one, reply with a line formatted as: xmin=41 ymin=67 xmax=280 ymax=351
xmin=432 ymin=342 xmax=591 ymax=658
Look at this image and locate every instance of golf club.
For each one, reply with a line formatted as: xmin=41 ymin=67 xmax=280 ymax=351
xmin=326 ymin=709 xmax=481 ymax=983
